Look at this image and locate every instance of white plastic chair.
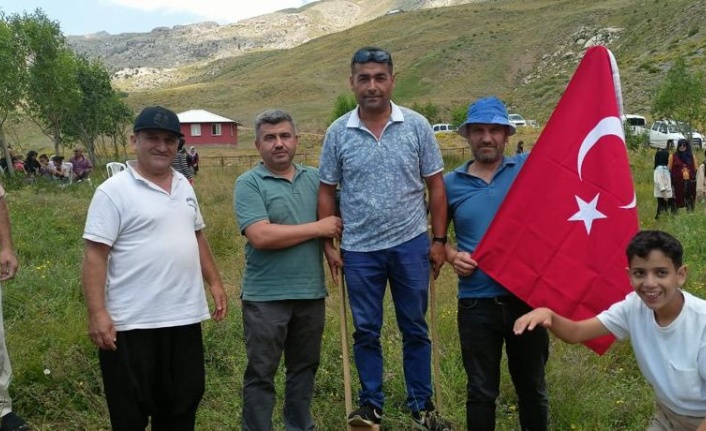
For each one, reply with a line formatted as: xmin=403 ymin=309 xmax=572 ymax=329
xmin=61 ymin=162 xmax=73 ymax=185
xmin=106 ymin=162 xmax=127 ymax=178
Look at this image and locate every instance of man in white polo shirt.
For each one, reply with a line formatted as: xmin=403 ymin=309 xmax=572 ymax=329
xmin=81 ymin=106 xmax=228 ymax=431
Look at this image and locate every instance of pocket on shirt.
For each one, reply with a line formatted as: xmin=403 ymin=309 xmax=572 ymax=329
xmin=666 ymin=360 xmax=701 ymax=403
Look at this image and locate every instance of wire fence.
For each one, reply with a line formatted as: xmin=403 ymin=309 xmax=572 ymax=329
xmin=199 ymin=146 xmax=471 ymax=172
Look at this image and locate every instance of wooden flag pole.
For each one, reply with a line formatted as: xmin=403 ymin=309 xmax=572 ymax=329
xmin=338 ymin=264 xmax=353 ymax=416
xmin=338 ymin=247 xmax=380 ymax=431
xmin=430 ymin=269 xmax=443 ymax=413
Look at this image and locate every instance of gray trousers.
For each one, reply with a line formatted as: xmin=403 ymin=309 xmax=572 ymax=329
xmin=242 ymin=299 xmax=325 ymax=431
xmin=0 ymin=286 xmax=13 ymax=418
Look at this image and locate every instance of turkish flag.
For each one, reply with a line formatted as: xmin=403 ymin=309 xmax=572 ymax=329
xmin=473 ymin=46 xmax=639 ymax=354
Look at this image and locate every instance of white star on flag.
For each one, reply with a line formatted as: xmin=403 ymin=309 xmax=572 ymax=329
xmin=568 ymin=194 xmax=607 ymax=234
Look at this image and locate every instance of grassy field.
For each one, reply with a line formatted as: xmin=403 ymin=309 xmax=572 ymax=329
xmin=3 ymin=136 xmax=706 ymax=430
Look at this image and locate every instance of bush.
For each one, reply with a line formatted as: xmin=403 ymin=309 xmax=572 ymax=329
xmin=328 ymin=93 xmax=357 ymax=125
xmin=411 ymin=101 xmax=440 ymax=124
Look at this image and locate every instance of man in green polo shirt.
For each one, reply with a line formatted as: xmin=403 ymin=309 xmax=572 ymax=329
xmin=234 ymin=109 xmax=342 ymax=431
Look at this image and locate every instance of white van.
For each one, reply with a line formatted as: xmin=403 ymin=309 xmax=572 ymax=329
xmin=621 ymin=114 xmax=648 ymax=136
xmin=432 ymin=123 xmax=455 ymax=134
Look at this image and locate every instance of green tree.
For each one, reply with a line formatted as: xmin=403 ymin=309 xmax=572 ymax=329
xmin=411 ymin=101 xmax=440 ymax=124
xmin=328 ymin=93 xmax=357 ymax=125
xmin=451 ymin=104 xmax=469 ymax=128
xmin=101 ymin=94 xmax=134 ymax=161
xmin=652 ymin=56 xmax=706 ymax=141
xmin=16 ymin=10 xmax=81 ymax=156
xmin=63 ymin=55 xmax=130 ymax=166
xmin=0 ymin=13 xmax=28 ymax=175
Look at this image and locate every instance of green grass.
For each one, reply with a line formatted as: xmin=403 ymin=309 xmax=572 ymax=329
xmin=3 ymin=145 xmax=706 ymax=430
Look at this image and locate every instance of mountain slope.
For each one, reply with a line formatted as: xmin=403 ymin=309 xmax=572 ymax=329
xmin=115 ymin=0 xmax=706 ymax=134
xmin=67 ymin=0 xmax=483 ymax=72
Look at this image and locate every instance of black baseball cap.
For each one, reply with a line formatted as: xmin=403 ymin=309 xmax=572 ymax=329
xmin=133 ymin=106 xmax=183 ymax=137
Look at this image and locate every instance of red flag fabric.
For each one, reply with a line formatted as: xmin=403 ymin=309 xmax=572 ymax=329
xmin=473 ymin=46 xmax=639 ymax=354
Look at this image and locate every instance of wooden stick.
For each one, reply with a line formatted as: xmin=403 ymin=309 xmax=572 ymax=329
xmin=430 ymin=270 xmax=443 ymax=413
xmin=338 ymin=264 xmax=353 ymax=417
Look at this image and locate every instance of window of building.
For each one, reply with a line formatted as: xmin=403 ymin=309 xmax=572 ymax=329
xmin=191 ymin=124 xmax=201 ymax=136
xmin=212 ymin=123 xmax=222 ymax=136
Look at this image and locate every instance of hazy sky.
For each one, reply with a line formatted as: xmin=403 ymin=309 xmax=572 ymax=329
xmin=0 ymin=0 xmax=317 ymax=36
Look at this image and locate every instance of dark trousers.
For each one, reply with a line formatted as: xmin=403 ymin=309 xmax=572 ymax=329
xmin=98 ymin=323 xmax=205 ymax=431
xmin=655 ymin=198 xmax=674 ymax=219
xmin=242 ymin=299 xmax=325 ymax=431
xmin=458 ymin=296 xmax=549 ymax=431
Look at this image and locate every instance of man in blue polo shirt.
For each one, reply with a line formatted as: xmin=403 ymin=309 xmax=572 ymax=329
xmin=235 ymin=109 xmax=342 ymax=431
xmin=444 ymin=96 xmax=549 ymax=431
xmin=318 ymin=46 xmax=450 ymax=430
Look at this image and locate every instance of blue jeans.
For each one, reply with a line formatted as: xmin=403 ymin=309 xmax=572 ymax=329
xmin=458 ymin=296 xmax=549 ymax=431
xmin=242 ymin=299 xmax=325 ymax=431
xmin=342 ymin=233 xmax=432 ymax=412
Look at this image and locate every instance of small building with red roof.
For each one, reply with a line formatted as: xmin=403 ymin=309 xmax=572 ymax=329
xmin=177 ymin=109 xmax=241 ymax=147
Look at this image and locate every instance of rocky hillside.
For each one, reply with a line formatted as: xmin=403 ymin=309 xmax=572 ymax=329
xmin=68 ymin=0 xmax=487 ymax=77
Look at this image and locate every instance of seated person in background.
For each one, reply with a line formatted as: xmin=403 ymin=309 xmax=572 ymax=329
xmin=514 ymin=230 xmax=706 ymax=431
xmin=38 ymin=154 xmax=51 ymax=178
xmin=24 ymin=150 xmax=41 ymax=177
xmin=49 ymin=156 xmax=69 ymax=181
xmin=0 ymin=148 xmax=24 ymax=173
xmin=68 ymin=146 xmax=93 ymax=181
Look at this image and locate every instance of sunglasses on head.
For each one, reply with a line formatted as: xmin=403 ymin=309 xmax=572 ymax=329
xmin=352 ymin=49 xmax=392 ymax=64
xmin=679 ymin=143 xmax=688 ymax=147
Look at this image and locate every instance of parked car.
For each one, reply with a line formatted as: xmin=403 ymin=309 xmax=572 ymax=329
xmin=621 ymin=114 xmax=648 ymax=136
xmin=432 ymin=123 xmax=455 ymax=134
xmin=650 ymin=120 xmax=704 ymax=149
xmin=508 ymin=114 xmax=526 ymax=127
xmin=677 ymin=122 xmax=705 ymax=149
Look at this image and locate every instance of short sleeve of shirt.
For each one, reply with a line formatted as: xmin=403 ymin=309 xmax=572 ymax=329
xmin=83 ymin=189 xmax=121 ymax=246
xmin=418 ymin=120 xmax=444 ymax=177
xmin=0 ymin=183 xmax=5 ymax=199
xmin=597 ymin=294 xmax=634 ymax=340
xmin=319 ymin=125 xmax=341 ymax=185
xmin=234 ymin=173 xmax=269 ymax=234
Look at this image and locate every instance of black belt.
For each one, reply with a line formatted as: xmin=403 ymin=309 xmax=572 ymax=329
xmin=473 ymin=295 xmax=515 ymax=305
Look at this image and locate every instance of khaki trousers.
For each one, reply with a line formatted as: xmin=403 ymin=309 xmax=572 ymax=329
xmin=0 ymin=286 xmax=14 ymax=418
xmin=647 ymin=399 xmax=703 ymax=431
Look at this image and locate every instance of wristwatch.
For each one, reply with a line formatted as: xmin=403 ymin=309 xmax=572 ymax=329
xmin=432 ymin=236 xmax=448 ymax=244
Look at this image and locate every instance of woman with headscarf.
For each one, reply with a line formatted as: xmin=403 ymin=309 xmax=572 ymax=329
xmin=669 ymin=138 xmax=698 ymax=211
xmin=188 ymin=146 xmax=199 ymax=175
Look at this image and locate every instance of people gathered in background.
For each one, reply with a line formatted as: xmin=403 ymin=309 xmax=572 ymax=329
xmin=68 ymin=146 xmax=93 ymax=182
xmin=654 ymin=146 xmax=674 ymax=219
xmin=23 ymin=151 xmax=41 ymax=178
xmin=188 ymin=145 xmax=199 ymax=175
xmin=49 ymin=156 xmax=70 ymax=182
xmin=0 ymin=148 xmax=24 ymax=173
xmin=173 ymin=138 xmax=194 ymax=183
xmin=669 ymin=138 xmax=697 ymax=212
xmin=696 ymin=149 xmax=706 ymax=212
xmin=38 ymin=154 xmax=51 ymax=178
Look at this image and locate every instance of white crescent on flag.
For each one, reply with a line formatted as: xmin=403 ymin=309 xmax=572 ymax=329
xmin=576 ymin=116 xmax=637 ymax=210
